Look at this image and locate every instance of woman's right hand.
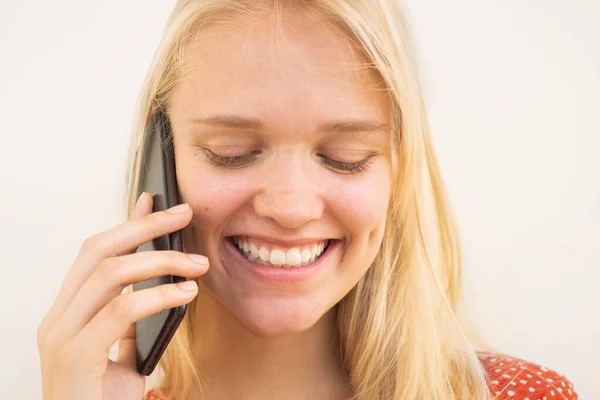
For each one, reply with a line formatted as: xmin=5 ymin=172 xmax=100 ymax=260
xmin=37 ymin=193 xmax=209 ymax=400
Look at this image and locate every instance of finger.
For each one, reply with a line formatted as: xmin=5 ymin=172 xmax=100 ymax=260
xmin=115 ymin=323 xmax=137 ymax=369
xmin=42 ymin=193 xmax=155 ymax=327
xmin=129 ymin=192 xmax=153 ymax=220
xmin=55 ymin=250 xmax=208 ymax=339
xmin=77 ymin=201 xmax=192 ymax=266
xmin=75 ymin=280 xmax=198 ymax=359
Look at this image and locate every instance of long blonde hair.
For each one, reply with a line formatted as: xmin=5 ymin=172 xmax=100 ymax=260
xmin=125 ymin=1 xmax=496 ymax=398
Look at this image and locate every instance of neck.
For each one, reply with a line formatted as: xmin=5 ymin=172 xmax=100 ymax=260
xmin=190 ymin=284 xmax=350 ymax=400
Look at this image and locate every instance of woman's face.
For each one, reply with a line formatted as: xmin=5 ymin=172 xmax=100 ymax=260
xmin=169 ymin=11 xmax=393 ymax=335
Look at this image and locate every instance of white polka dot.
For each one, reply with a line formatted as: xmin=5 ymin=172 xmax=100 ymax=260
xmin=507 ymin=390 xmax=515 ymax=396
xmin=503 ymin=374 xmax=512 ymax=379
xmin=547 ymin=378 xmax=554 ymax=383
xmin=495 ymin=368 xmax=501 ymax=372
xmin=527 ymin=374 xmax=533 ymax=378
xmin=529 ymin=387 xmax=535 ymax=392
xmin=557 ymin=388 xmax=562 ymax=393
xmin=520 ymin=379 xmax=527 ymax=384
xmin=551 ymin=390 xmax=555 ymax=396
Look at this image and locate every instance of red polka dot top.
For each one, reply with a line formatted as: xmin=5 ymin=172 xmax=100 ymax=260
xmin=478 ymin=352 xmax=578 ymax=399
xmin=143 ymin=352 xmax=578 ymax=400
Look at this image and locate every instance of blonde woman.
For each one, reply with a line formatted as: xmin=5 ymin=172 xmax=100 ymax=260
xmin=37 ymin=1 xmax=578 ymax=399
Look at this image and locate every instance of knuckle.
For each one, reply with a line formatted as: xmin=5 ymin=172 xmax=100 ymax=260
xmin=149 ymin=252 xmax=179 ymax=277
xmin=96 ymin=257 xmax=121 ymax=283
xmin=159 ymin=283 xmax=178 ymax=303
xmin=145 ymin=250 xmax=183 ymax=275
xmin=173 ymin=250 xmax=190 ymax=260
xmin=36 ymin=321 xmax=49 ymax=350
xmin=140 ymin=212 xmax=161 ymax=227
xmin=80 ymin=233 xmax=102 ymax=254
xmin=166 ymin=250 xmax=187 ymax=266
xmin=37 ymin=327 xmax=60 ymax=356
xmin=107 ymin=295 xmax=136 ymax=322
xmin=137 ymin=214 xmax=165 ymax=236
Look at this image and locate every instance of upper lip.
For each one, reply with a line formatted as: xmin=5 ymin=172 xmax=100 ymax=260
xmin=227 ymin=234 xmax=337 ymax=247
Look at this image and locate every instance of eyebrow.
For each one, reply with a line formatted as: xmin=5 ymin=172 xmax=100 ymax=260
xmin=191 ymin=115 xmax=390 ymax=134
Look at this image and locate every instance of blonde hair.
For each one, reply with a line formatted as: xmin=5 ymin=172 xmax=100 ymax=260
xmin=125 ymin=1 xmax=496 ymax=398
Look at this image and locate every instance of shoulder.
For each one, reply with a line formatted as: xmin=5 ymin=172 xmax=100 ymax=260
xmin=478 ymin=352 xmax=578 ymax=399
xmin=143 ymin=354 xmax=578 ymax=400
xmin=143 ymin=388 xmax=171 ymax=400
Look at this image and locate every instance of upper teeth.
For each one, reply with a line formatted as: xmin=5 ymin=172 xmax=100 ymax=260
xmin=232 ymin=236 xmax=329 ymax=267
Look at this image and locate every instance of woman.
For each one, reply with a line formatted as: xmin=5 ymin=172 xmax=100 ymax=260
xmin=37 ymin=0 xmax=578 ymax=399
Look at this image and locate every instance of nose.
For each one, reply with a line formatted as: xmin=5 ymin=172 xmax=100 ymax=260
xmin=252 ymin=156 xmax=323 ymax=229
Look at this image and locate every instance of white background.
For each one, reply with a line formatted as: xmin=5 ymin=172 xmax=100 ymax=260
xmin=0 ymin=0 xmax=598 ymax=398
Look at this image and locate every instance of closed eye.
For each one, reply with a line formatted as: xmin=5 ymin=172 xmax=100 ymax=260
xmin=203 ymin=149 xmax=260 ymax=168
xmin=318 ymin=154 xmax=375 ymax=173
xmin=203 ymin=149 xmax=375 ymax=173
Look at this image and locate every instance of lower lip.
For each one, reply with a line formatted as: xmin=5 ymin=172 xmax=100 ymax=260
xmin=223 ymin=238 xmax=339 ymax=284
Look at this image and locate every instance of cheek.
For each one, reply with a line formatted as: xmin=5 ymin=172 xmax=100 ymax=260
xmin=175 ymin=161 xmax=248 ymax=233
xmin=326 ymin=169 xmax=391 ymax=240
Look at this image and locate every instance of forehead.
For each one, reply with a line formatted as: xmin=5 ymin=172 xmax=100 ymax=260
xmin=169 ymin=8 xmax=390 ymax=126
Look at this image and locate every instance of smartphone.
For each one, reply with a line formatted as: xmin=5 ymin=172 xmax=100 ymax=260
xmin=132 ymin=108 xmax=187 ymax=376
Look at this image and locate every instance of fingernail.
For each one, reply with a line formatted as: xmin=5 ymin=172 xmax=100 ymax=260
xmin=187 ymin=254 xmax=209 ymax=264
xmin=177 ymin=280 xmax=197 ymax=291
xmin=166 ymin=203 xmax=189 ymax=214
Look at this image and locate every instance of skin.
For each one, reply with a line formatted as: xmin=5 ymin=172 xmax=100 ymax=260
xmin=36 ymin=6 xmax=393 ymax=400
xmin=169 ymin=8 xmax=393 ymax=400
xmin=38 ymin=197 xmax=205 ymax=400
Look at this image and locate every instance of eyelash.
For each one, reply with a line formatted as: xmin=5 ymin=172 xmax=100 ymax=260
xmin=205 ymin=151 xmax=259 ymax=168
xmin=321 ymin=156 xmax=374 ymax=173
xmin=204 ymin=150 xmax=374 ymax=173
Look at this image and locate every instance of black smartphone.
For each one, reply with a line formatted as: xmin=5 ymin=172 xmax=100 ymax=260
xmin=132 ymin=108 xmax=186 ymax=376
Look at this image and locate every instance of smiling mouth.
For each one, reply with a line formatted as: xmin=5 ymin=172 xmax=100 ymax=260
xmin=227 ymin=236 xmax=332 ymax=268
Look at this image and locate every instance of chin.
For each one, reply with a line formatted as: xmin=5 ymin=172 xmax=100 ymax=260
xmin=233 ymin=297 xmax=331 ymax=337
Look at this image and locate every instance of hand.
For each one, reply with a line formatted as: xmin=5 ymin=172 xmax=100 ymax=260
xmin=37 ymin=193 xmax=208 ymax=400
